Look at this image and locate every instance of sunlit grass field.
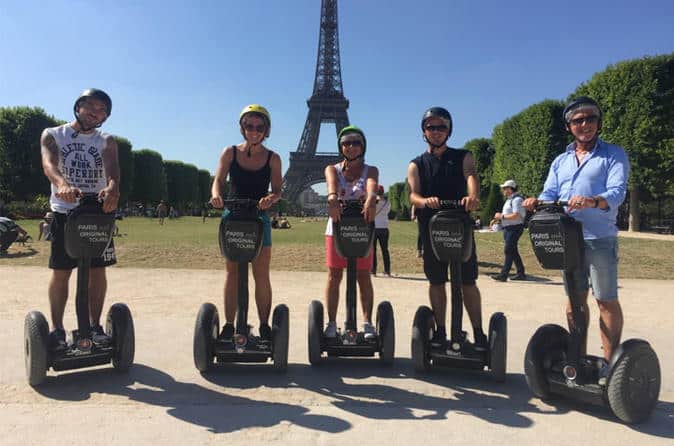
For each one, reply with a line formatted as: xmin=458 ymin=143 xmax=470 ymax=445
xmin=3 ymin=216 xmax=673 ymax=279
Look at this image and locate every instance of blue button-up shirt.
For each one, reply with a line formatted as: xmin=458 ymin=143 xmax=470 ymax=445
xmin=538 ymin=138 xmax=630 ymax=239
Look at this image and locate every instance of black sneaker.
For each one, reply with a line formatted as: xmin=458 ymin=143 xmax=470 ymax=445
xmin=49 ymin=328 xmax=67 ymax=350
xmin=90 ymin=324 xmax=110 ymax=344
xmin=430 ymin=328 xmax=447 ymax=348
xmin=491 ymin=274 xmax=507 ymax=282
xmin=510 ymin=274 xmax=527 ymax=281
xmin=258 ymin=323 xmax=272 ymax=342
xmin=219 ymin=323 xmax=235 ymax=340
xmin=473 ymin=333 xmax=489 ymax=352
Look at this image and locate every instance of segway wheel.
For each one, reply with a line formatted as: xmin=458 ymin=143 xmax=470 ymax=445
xmin=607 ymin=341 xmax=661 ymax=424
xmin=193 ymin=303 xmax=219 ymax=372
xmin=411 ymin=306 xmax=434 ymax=373
xmin=376 ymin=301 xmax=395 ymax=365
xmin=524 ymin=324 xmax=569 ymax=399
xmin=308 ymin=300 xmax=324 ymax=365
xmin=106 ymin=303 xmax=135 ymax=372
xmin=24 ymin=311 xmax=49 ymax=386
xmin=271 ymin=304 xmax=289 ymax=372
xmin=488 ymin=312 xmax=507 ymax=383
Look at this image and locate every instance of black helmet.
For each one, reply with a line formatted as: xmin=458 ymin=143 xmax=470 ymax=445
xmin=563 ymin=96 xmax=602 ymax=125
xmin=74 ymin=88 xmax=112 ymax=117
xmin=421 ymin=107 xmax=453 ymax=137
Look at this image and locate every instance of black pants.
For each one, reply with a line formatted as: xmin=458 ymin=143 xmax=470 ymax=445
xmin=500 ymin=224 xmax=525 ymax=276
xmin=372 ymin=228 xmax=390 ymax=275
xmin=0 ymin=230 xmax=18 ymax=252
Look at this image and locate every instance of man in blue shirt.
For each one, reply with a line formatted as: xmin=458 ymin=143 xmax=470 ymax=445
xmin=523 ymin=97 xmax=630 ymax=383
xmin=492 ymin=179 xmax=527 ymax=281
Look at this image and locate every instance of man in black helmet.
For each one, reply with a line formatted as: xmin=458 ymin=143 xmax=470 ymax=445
xmin=407 ymin=107 xmax=487 ymax=350
xmin=40 ymin=88 xmax=120 ymax=348
xmin=523 ymin=96 xmax=629 ymax=384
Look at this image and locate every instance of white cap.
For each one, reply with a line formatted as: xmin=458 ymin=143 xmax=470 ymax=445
xmin=500 ymin=179 xmax=517 ymax=189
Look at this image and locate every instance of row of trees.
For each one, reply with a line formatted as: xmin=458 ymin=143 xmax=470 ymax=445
xmin=0 ymin=107 xmax=216 ymax=212
xmin=387 ymin=53 xmax=674 ymax=231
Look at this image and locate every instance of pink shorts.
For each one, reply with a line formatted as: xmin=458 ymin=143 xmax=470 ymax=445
xmin=325 ymin=235 xmax=373 ymax=270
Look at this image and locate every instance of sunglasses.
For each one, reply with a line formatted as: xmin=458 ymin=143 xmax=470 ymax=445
xmin=424 ymin=125 xmax=449 ymax=132
xmin=341 ymin=140 xmax=363 ymax=148
xmin=243 ymin=123 xmax=266 ymax=133
xmin=569 ymin=115 xmax=599 ymax=126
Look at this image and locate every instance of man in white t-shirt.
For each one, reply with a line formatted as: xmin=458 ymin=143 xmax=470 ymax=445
xmin=492 ymin=179 xmax=527 ymax=281
xmin=40 ymin=88 xmax=120 ymax=348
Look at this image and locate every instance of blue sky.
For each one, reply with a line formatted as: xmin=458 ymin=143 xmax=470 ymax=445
xmin=1 ymin=0 xmax=673 ymax=194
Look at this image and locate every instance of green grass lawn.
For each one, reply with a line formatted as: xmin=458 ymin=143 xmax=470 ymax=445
xmin=3 ymin=216 xmax=673 ymax=279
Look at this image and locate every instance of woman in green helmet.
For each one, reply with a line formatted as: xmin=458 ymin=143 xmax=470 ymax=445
xmin=323 ymin=125 xmax=379 ymax=339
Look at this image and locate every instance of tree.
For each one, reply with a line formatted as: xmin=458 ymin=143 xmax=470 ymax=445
xmin=0 ymin=107 xmax=62 ymax=202
xmin=464 ymin=137 xmax=494 ymax=200
xmin=130 ymin=149 xmax=167 ymax=204
xmin=114 ymin=136 xmax=134 ymax=206
xmin=197 ymin=169 xmax=212 ymax=204
xmin=491 ymin=100 xmax=568 ymax=197
xmin=572 ymin=53 xmax=674 ymax=231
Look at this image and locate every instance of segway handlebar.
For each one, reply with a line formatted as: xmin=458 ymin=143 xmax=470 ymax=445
xmin=534 ymin=200 xmax=569 ymax=211
xmin=340 ymin=199 xmax=364 ymax=210
xmin=222 ymin=199 xmax=259 ymax=210
xmin=438 ymin=199 xmax=464 ymax=209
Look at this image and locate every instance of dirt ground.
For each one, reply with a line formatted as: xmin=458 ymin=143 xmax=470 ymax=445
xmin=0 ymin=266 xmax=672 ymax=445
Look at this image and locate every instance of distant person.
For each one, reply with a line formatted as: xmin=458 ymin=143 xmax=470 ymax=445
xmin=0 ymin=216 xmax=28 ymax=255
xmin=201 ymin=203 xmax=208 ymax=223
xmin=210 ymin=104 xmax=282 ymax=341
xmin=407 ymin=106 xmax=487 ymax=350
xmin=157 ymin=201 xmax=168 ymax=225
xmin=523 ymin=96 xmax=629 ymax=384
xmin=324 ymin=125 xmax=379 ymax=339
xmin=491 ymin=179 xmax=527 ymax=282
xmin=38 ymin=212 xmax=55 ymax=241
xmin=372 ymin=184 xmax=391 ymax=276
xmin=411 ymin=205 xmax=423 ymax=258
xmin=474 ymin=216 xmax=482 ymax=229
xmin=40 ymin=88 xmax=120 ymax=348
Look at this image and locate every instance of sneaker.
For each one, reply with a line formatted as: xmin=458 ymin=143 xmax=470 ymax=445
xmin=491 ymin=274 xmax=507 ymax=282
xmin=219 ymin=323 xmax=234 ymax=340
xmin=324 ymin=321 xmax=337 ymax=338
xmin=90 ymin=324 xmax=110 ymax=344
xmin=430 ymin=327 xmax=447 ymax=348
xmin=363 ymin=322 xmax=376 ymax=341
xmin=510 ymin=274 xmax=527 ymax=281
xmin=598 ymin=360 xmax=610 ymax=386
xmin=473 ymin=332 xmax=489 ymax=352
xmin=48 ymin=328 xmax=67 ymax=349
xmin=258 ymin=323 xmax=272 ymax=342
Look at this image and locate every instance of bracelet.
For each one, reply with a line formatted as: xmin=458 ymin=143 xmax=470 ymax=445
xmin=327 ymin=192 xmax=338 ymax=199
xmin=592 ymin=197 xmax=599 ymax=208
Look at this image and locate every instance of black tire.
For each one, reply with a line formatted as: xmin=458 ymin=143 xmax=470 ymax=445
xmin=411 ymin=306 xmax=434 ymax=373
xmin=523 ymin=324 xmax=569 ymax=399
xmin=272 ymin=304 xmax=289 ymax=372
xmin=193 ymin=303 xmax=219 ymax=372
xmin=106 ymin=303 xmax=135 ymax=372
xmin=376 ymin=301 xmax=395 ymax=366
xmin=24 ymin=311 xmax=49 ymax=386
xmin=607 ymin=341 xmax=661 ymax=424
xmin=488 ymin=312 xmax=507 ymax=383
xmin=308 ymin=300 xmax=324 ymax=365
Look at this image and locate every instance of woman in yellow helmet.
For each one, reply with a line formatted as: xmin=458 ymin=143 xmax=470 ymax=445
xmin=210 ymin=104 xmax=283 ymax=341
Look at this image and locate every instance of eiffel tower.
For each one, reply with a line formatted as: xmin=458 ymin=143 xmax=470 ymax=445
xmin=282 ymin=0 xmax=350 ymax=204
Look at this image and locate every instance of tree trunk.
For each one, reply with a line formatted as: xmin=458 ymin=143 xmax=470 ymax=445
xmin=628 ymin=188 xmax=640 ymax=232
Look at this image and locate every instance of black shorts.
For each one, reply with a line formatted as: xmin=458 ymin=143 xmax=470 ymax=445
xmin=420 ymin=219 xmax=478 ymax=285
xmin=49 ymin=212 xmax=117 ymax=270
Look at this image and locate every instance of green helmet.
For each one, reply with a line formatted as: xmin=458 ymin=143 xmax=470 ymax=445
xmin=337 ymin=125 xmax=367 ymax=158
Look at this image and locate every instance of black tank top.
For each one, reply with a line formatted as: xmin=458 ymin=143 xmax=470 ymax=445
xmin=412 ymin=148 xmax=469 ymax=221
xmin=228 ymin=146 xmax=273 ymax=200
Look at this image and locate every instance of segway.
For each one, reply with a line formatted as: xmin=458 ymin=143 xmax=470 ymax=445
xmin=308 ymin=199 xmax=395 ymax=365
xmin=24 ymin=194 xmax=135 ymax=386
xmin=193 ymin=199 xmax=289 ymax=372
xmin=524 ymin=200 xmax=661 ymax=423
xmin=411 ymin=200 xmax=507 ymax=381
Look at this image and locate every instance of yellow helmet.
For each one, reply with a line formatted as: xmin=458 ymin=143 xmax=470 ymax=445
xmin=239 ymin=104 xmax=271 ymax=138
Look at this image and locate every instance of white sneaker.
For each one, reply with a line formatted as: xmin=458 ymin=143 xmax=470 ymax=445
xmin=324 ymin=321 xmax=337 ymax=338
xmin=363 ymin=322 xmax=376 ymax=340
xmin=598 ymin=360 xmax=610 ymax=386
